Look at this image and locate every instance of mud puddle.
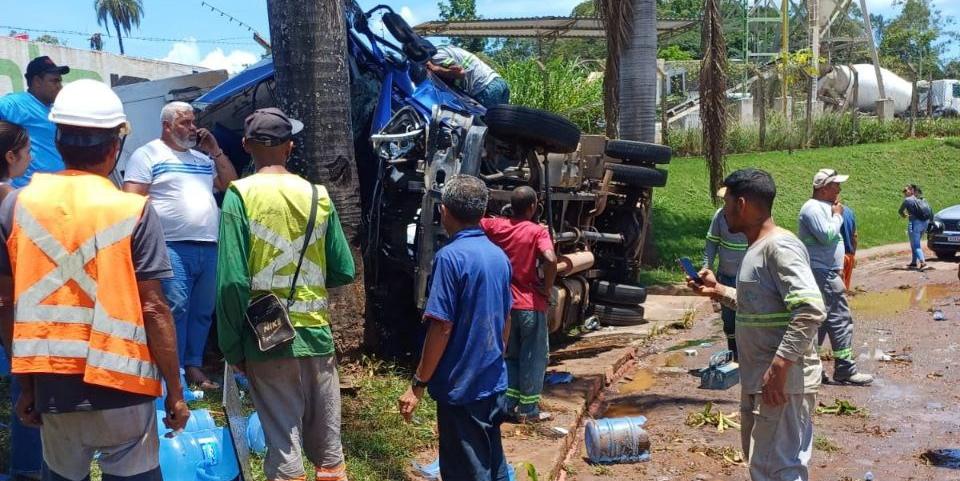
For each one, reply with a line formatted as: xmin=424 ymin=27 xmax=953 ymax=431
xmin=849 ymin=283 xmax=957 ymax=318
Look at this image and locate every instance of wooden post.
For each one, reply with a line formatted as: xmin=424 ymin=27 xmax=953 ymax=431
xmin=910 ymin=76 xmax=918 ymax=138
xmin=660 ymin=71 xmax=669 ymax=146
xmin=850 ymin=66 xmax=859 ymax=135
xmin=757 ymin=72 xmax=767 ymax=150
xmin=927 ymin=72 xmax=934 ymax=117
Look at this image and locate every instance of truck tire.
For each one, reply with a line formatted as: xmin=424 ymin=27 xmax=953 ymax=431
xmin=485 ymin=105 xmax=581 ymax=153
xmin=605 ymin=140 xmax=672 ymax=165
xmin=605 ymin=163 xmax=668 ymax=188
xmin=592 ymin=280 xmax=647 ymax=305
xmin=593 ymin=303 xmax=646 ymax=326
xmin=934 ymin=249 xmax=956 ymax=259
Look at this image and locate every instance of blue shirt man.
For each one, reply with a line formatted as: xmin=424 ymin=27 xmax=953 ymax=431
xmin=398 ymin=175 xmax=512 ymax=481
xmin=0 ymin=56 xmax=68 ymax=187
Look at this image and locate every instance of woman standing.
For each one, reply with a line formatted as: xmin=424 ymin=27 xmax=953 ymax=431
xmin=0 ymin=121 xmax=32 ymax=203
xmin=899 ymin=184 xmax=930 ymax=270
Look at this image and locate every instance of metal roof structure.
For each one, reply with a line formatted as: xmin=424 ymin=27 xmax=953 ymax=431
xmin=413 ymin=16 xmax=699 ymax=41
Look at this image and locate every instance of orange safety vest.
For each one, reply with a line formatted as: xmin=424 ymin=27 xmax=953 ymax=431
xmin=8 ymin=171 xmax=161 ymax=397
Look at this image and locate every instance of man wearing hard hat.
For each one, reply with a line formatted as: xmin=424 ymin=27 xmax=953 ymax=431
xmin=0 ymin=79 xmax=189 ymax=481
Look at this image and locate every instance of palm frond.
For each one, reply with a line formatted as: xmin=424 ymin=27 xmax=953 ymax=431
xmin=594 ymin=0 xmax=634 ymax=138
xmin=699 ymin=0 xmax=727 ymax=204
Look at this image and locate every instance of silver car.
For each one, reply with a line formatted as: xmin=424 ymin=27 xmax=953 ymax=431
xmin=928 ymin=205 xmax=960 ymax=258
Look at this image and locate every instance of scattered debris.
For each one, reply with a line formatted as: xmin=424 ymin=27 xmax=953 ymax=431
xmin=816 ymin=399 xmax=863 ymax=416
xmin=686 ymin=402 xmax=741 ymax=432
xmin=880 ymin=351 xmax=913 ymax=364
xmin=934 ymin=309 xmax=946 ymax=321
xmin=814 ymin=435 xmax=841 ymax=453
xmin=544 ymin=371 xmax=574 ymax=385
xmin=927 ymin=372 xmax=945 ymax=379
xmin=684 ymin=349 xmax=698 ymax=356
xmin=856 ymin=425 xmax=897 ymax=438
xmin=688 ymin=444 xmax=745 ymax=466
xmin=699 ymin=342 xmax=713 ymax=348
xmin=552 ymin=427 xmax=569 ymax=436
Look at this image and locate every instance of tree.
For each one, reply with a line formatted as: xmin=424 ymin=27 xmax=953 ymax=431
xmin=438 ymin=0 xmax=486 ymax=53
xmin=945 ymin=59 xmax=960 ymax=79
xmin=94 ymin=0 xmax=144 ymax=55
xmin=700 ymin=0 xmax=727 ymax=202
xmin=877 ymin=0 xmax=958 ymax=78
xmin=35 ymin=35 xmax=63 ymax=46
xmin=619 ymin=0 xmax=658 ymax=143
xmin=266 ymin=0 xmax=366 ymax=354
xmin=595 ymin=0 xmax=632 ymax=137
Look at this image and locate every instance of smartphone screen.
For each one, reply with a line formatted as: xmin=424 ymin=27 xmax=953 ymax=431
xmin=678 ymin=257 xmax=702 ymax=285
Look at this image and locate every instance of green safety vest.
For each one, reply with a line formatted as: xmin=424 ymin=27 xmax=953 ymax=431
xmin=233 ymin=174 xmax=333 ymax=328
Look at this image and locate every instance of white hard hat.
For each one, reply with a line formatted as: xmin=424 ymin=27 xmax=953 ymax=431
xmin=49 ymin=79 xmax=129 ymax=133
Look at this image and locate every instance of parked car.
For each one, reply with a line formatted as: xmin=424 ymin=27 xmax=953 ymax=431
xmin=928 ymin=205 xmax=960 ymax=258
xmin=193 ymin=2 xmax=672 ymax=355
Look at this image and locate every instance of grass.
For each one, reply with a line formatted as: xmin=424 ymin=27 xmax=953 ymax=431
xmin=0 ymin=358 xmax=437 ymax=481
xmin=645 ymin=137 xmax=960 ymax=284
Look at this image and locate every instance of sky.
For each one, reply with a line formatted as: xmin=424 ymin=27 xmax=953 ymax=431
xmin=0 ymin=0 xmax=956 ymax=74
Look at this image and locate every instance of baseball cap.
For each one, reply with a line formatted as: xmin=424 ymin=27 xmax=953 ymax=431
xmin=812 ymin=168 xmax=849 ymax=189
xmin=243 ymin=107 xmax=304 ymax=146
xmin=25 ymin=56 xmax=69 ymax=80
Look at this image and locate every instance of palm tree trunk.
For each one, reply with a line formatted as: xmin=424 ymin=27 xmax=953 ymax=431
xmin=267 ymin=0 xmax=365 ymax=356
xmin=619 ymin=0 xmax=657 ymax=142
xmin=700 ymin=0 xmax=728 ymax=204
xmin=113 ymin=17 xmax=124 ymax=55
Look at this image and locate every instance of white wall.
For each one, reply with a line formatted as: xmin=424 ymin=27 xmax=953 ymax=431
xmin=0 ymin=36 xmax=205 ymax=95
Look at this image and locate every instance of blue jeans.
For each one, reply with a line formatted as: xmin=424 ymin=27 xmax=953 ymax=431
xmin=437 ymin=393 xmax=509 ymax=481
xmin=908 ymin=219 xmax=928 ymax=265
xmin=475 ymin=78 xmax=510 ymax=109
xmin=504 ymin=310 xmax=549 ymax=418
xmin=162 ymin=241 xmax=218 ymax=368
xmin=717 ymin=273 xmax=738 ymax=360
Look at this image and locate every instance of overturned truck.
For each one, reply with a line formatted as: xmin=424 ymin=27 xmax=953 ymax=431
xmin=191 ymin=2 xmax=671 ymax=354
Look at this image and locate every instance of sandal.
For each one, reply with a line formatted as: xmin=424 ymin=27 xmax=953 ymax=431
xmin=186 ymin=367 xmax=220 ymax=390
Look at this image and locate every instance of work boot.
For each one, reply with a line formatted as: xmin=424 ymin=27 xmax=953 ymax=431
xmin=316 ymin=464 xmax=348 ymax=481
xmin=834 ymin=372 xmax=873 ymax=385
xmin=821 ymin=371 xmax=830 ymax=385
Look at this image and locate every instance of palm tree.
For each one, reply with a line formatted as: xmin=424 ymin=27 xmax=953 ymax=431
xmin=266 ymin=0 xmax=365 ymax=355
xmin=594 ymin=0 xmax=632 ymax=138
xmin=700 ymin=0 xmax=728 ymax=202
xmin=94 ymin=0 xmax=144 ymax=55
xmin=618 ymin=0 xmax=658 ymax=143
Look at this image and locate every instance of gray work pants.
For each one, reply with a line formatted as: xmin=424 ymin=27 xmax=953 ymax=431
xmin=741 ymin=393 xmax=816 ymax=481
xmin=812 ymin=268 xmax=857 ymax=378
xmin=247 ymin=355 xmax=345 ymax=480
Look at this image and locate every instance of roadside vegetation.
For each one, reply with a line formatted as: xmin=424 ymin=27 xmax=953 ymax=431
xmin=643 ymin=137 xmax=960 ymax=285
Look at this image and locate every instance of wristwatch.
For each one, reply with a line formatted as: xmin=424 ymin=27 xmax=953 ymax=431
xmin=411 ymin=375 xmax=428 ymax=389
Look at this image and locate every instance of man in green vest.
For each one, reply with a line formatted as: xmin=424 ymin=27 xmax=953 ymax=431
xmin=215 ymin=108 xmax=356 ymax=481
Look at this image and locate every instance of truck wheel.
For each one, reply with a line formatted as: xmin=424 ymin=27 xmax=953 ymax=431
xmin=605 ymin=163 xmax=668 ymax=188
xmin=605 ymin=140 xmax=672 ymax=165
xmin=485 ymin=105 xmax=581 ymax=153
xmin=593 ymin=303 xmax=646 ymax=326
xmin=592 ymin=280 xmax=647 ymax=305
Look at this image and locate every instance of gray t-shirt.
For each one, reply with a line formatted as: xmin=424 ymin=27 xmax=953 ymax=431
xmin=730 ymin=229 xmax=825 ymax=395
xmin=703 ymin=208 xmax=748 ymax=278
xmin=798 ymin=198 xmax=845 ymax=271
xmin=431 ymin=45 xmax=501 ymax=96
xmin=0 ymin=188 xmax=173 ymax=412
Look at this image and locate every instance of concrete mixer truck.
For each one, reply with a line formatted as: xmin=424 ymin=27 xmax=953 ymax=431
xmin=818 ymin=64 xmax=960 ymax=117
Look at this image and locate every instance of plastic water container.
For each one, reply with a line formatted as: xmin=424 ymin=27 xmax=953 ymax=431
xmin=156 ymin=409 xmax=240 ymax=481
xmin=155 ymin=369 xmax=204 ymax=410
xmin=584 ymin=416 xmax=651 ymax=464
xmin=246 ymin=412 xmax=266 ymax=454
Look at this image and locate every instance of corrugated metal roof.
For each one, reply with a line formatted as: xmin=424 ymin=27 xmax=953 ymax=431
xmin=413 ymin=16 xmax=698 ymax=40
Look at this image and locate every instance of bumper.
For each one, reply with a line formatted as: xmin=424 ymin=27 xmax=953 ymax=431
xmin=927 ymin=231 xmax=960 ymax=251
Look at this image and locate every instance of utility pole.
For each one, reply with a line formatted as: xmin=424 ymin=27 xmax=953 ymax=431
xmin=859 ymin=0 xmax=889 ymax=120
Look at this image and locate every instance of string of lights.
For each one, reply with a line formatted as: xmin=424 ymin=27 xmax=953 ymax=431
xmin=1 ymin=25 xmax=256 ymax=46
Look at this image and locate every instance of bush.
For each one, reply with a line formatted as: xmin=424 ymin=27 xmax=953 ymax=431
xmin=497 ymin=57 xmax=605 ymax=134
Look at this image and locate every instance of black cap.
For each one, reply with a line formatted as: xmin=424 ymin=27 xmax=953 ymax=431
xmin=243 ymin=107 xmax=304 ymax=146
xmin=25 ymin=56 xmax=69 ymax=80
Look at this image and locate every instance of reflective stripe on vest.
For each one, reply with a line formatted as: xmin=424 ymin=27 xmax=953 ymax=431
xmin=9 ymin=172 xmax=161 ymax=396
xmin=233 ymin=175 xmax=333 ymax=327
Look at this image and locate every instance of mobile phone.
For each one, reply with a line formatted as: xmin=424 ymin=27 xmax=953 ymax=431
xmin=678 ymin=257 xmax=703 ymax=285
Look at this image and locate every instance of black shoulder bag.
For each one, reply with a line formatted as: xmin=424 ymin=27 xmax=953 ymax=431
xmin=245 ymin=184 xmax=319 ymax=352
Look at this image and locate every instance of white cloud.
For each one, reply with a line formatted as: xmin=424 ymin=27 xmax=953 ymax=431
xmin=400 ymin=6 xmax=417 ymax=24
xmin=162 ymin=38 xmax=258 ymax=74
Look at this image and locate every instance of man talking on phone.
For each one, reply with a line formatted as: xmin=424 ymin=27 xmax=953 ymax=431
xmin=123 ymin=101 xmax=238 ymax=390
xmin=688 ymin=169 xmax=825 ymax=481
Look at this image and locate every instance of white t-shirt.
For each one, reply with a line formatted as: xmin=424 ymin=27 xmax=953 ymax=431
xmin=124 ymin=139 xmax=219 ymax=242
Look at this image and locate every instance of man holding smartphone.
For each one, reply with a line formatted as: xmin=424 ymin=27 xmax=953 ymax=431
xmin=689 ymin=169 xmax=825 ymax=481
xmin=703 ymin=186 xmax=749 ymax=359
xmin=123 ymin=101 xmax=238 ymax=390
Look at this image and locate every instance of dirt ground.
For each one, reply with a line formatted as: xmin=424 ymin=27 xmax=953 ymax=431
xmin=561 ymin=253 xmax=960 ymax=481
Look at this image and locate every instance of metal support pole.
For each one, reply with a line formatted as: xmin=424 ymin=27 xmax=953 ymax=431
xmin=859 ymin=0 xmax=886 ymax=100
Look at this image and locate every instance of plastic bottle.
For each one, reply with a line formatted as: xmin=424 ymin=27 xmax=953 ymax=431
xmin=865 ymin=472 xmax=874 ymax=481
xmin=584 ymin=416 xmax=651 ymax=464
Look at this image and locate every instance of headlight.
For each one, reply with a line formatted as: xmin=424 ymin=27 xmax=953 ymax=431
xmin=931 ymin=220 xmax=945 ymax=233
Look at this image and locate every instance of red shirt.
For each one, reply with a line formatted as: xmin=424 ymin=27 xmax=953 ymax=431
xmin=480 ymin=217 xmax=554 ymax=312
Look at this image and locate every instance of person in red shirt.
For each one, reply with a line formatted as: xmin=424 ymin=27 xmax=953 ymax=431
xmin=480 ymin=186 xmax=558 ymax=422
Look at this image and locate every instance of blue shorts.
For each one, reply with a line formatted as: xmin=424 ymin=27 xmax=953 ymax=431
xmin=437 ymin=393 xmax=510 ymax=481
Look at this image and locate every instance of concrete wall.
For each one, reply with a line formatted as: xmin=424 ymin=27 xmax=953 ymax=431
xmin=0 ymin=36 xmax=205 ymax=95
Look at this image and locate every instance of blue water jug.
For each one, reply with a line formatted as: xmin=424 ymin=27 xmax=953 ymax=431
xmin=584 ymin=416 xmax=651 ymax=464
xmin=156 ymin=409 xmax=240 ymax=481
xmin=155 ymin=369 xmax=204 ymax=410
xmin=246 ymin=412 xmax=266 ymax=454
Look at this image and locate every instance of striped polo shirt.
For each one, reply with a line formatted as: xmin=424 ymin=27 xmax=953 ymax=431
xmin=123 ymin=139 xmax=219 ymax=242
